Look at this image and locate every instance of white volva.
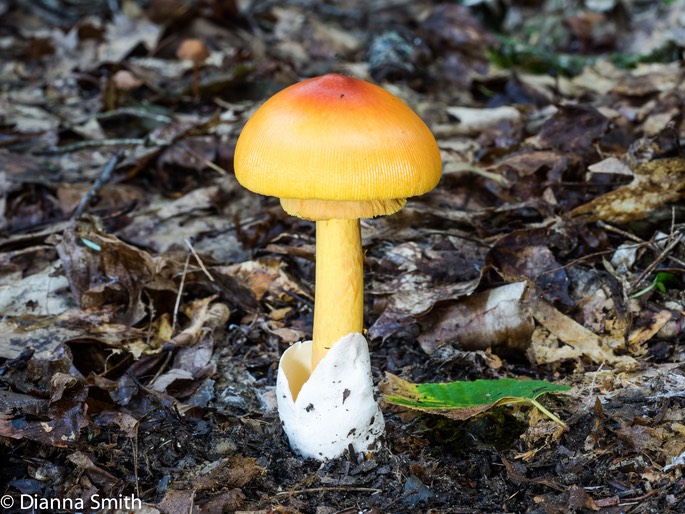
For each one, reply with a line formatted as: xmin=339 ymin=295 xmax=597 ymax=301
xmin=276 ymin=333 xmax=385 ymax=460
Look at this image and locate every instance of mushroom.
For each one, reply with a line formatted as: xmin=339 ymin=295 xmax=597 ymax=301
xmin=109 ymin=69 xmax=143 ymax=109
xmin=176 ymin=38 xmax=209 ymax=99
xmin=234 ymin=74 xmax=442 ymax=459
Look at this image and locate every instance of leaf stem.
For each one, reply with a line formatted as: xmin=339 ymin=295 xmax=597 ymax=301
xmin=528 ymin=398 xmax=567 ymax=429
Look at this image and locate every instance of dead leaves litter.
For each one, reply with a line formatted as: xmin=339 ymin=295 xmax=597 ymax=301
xmin=418 ymin=281 xmax=534 ymax=354
xmin=570 ymin=157 xmax=685 ymax=223
xmin=2 ymin=0 xmax=685 ymax=511
xmin=524 ymin=291 xmax=637 ymax=370
xmin=56 ymin=220 xmax=166 ymax=325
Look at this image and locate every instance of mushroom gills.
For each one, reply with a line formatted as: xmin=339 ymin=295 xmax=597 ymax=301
xmin=281 ymin=197 xmax=406 ymax=220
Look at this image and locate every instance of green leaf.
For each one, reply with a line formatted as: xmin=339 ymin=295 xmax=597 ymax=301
xmin=630 ymin=271 xmax=677 ymax=299
xmin=383 ymin=373 xmax=571 ymax=427
xmin=655 ymin=271 xmax=677 ymax=292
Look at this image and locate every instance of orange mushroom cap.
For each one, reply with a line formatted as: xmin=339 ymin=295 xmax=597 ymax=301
xmin=176 ymin=38 xmax=210 ymax=62
xmin=234 ymin=74 xmax=442 ymax=220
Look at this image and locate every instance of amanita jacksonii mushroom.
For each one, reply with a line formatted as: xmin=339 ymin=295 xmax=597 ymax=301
xmin=176 ymin=38 xmax=209 ymax=99
xmin=234 ymin=74 xmax=442 ymax=459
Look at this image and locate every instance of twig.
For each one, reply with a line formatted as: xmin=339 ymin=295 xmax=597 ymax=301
xmin=188 ymin=487 xmax=197 ymax=514
xmin=527 ymin=398 xmax=567 ymax=428
xmin=630 ymin=232 xmax=684 ymax=293
xmin=584 ymin=362 xmax=605 ymax=410
xmin=147 ymin=349 xmax=174 ymax=389
xmin=145 ymin=292 xmax=157 ymax=347
xmin=99 ymin=352 xmax=133 ymax=378
xmin=179 ymin=142 xmax=227 ymax=175
xmin=172 ymin=253 xmax=191 ymax=332
xmin=276 ymin=486 xmax=382 ymax=496
xmin=41 ymin=138 xmax=150 ymax=155
xmin=133 ymin=424 xmax=141 ymax=498
xmin=184 ymin=238 xmax=215 ymax=282
xmin=71 ymin=153 xmax=123 ymax=220
xmin=94 ymin=107 xmax=173 ymax=124
xmin=597 ymin=221 xmax=685 ymax=268
xmin=596 ymin=220 xmax=647 ymax=244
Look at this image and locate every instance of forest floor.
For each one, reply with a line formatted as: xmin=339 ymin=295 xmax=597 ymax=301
xmin=1 ymin=0 xmax=685 ymax=513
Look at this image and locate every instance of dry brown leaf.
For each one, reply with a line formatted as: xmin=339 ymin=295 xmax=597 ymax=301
xmin=155 ymin=489 xmax=195 ymax=514
xmin=269 ymin=325 xmax=306 ymax=343
xmin=570 ymin=157 xmax=685 ymax=223
xmin=534 ymin=104 xmax=610 ymax=155
xmin=491 ymin=150 xmax=568 ymax=179
xmin=93 ymin=411 xmax=139 ymax=438
xmin=586 ymin=156 xmax=633 ymax=179
xmin=150 ymin=369 xmax=194 ymax=393
xmin=0 ymin=371 xmax=88 ymax=445
xmin=221 ymin=258 xmax=308 ymax=302
xmin=564 ymin=60 xmax=623 ymax=97
xmin=172 ymin=297 xmax=229 ymax=347
xmin=612 ymin=62 xmax=684 ymax=97
xmin=196 ymin=490 xmax=246 ymax=514
xmin=369 ymin=276 xmax=481 ymax=341
xmin=523 ymin=292 xmax=637 ymax=369
xmin=445 ymin=106 xmax=522 ymax=136
xmin=67 ymin=451 xmax=122 ymax=489
xmin=269 ymin=306 xmax=292 ymax=321
xmin=628 ymin=310 xmax=672 ymax=355
xmin=0 ymin=308 xmax=141 ymax=360
xmin=98 ymin=11 xmax=162 ymax=63
xmin=488 ymin=229 xmax=573 ymax=307
xmin=0 ymin=263 xmax=72 ymax=316
xmin=194 ymin=455 xmax=264 ymax=490
xmin=56 ymin=220 xmax=170 ymax=325
xmin=418 ymin=282 xmax=534 ymax=354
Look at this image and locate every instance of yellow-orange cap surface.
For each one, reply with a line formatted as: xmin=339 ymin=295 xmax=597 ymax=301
xmin=234 ymin=74 xmax=442 ymax=202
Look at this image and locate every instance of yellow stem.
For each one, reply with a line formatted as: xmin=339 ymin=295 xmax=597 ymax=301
xmin=312 ymin=219 xmax=363 ymax=370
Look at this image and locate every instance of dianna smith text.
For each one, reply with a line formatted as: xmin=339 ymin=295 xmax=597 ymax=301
xmin=20 ymin=494 xmax=142 ymax=511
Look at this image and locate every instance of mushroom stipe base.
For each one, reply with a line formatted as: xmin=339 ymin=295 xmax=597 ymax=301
xmin=276 ymin=333 xmax=385 ymax=460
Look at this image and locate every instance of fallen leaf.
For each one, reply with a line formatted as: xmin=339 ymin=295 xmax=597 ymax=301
xmin=93 ymin=411 xmax=140 ymax=438
xmin=628 ymin=310 xmax=672 ymax=355
xmin=445 ymin=106 xmax=522 ymax=136
xmin=612 ymin=62 xmax=684 ymax=97
xmin=534 ymin=104 xmax=610 ymax=155
xmin=98 ymin=11 xmax=162 ymax=63
xmin=418 ymin=282 xmax=534 ymax=354
xmin=369 ymin=276 xmax=481 ymax=341
xmin=269 ymin=326 xmax=306 ymax=343
xmin=523 ymin=292 xmax=637 ymax=369
xmin=197 ymin=490 xmax=246 ymax=514
xmin=586 ymin=156 xmax=633 ymax=178
xmin=570 ymin=157 xmax=685 ymax=223
xmin=0 ymin=369 xmax=88 ymax=446
xmin=171 ymin=297 xmax=229 ymax=347
xmin=382 ymin=373 xmax=570 ymax=425
xmin=56 ymin=220 xmax=172 ymax=325
xmin=0 ymin=308 xmax=137 ymax=360
xmin=221 ymin=258 xmax=308 ymax=302
xmin=193 ymin=455 xmax=264 ymax=490
xmin=488 ymin=229 xmax=573 ymax=307
xmin=0 ymin=263 xmax=73 ymax=316
xmin=67 ymin=451 xmax=122 ymax=491
xmin=155 ymin=490 xmax=195 ymax=514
